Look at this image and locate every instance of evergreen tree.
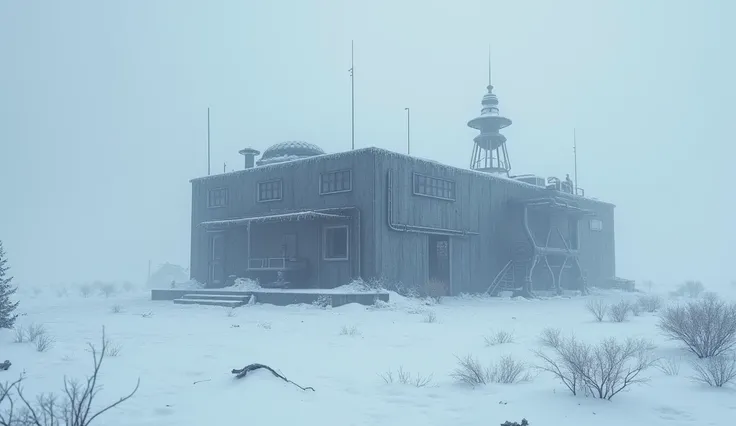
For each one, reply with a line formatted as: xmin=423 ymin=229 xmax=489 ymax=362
xmin=0 ymin=240 xmax=19 ymax=329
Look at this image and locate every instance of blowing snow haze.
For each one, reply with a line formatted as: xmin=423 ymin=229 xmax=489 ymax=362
xmin=0 ymin=0 xmax=734 ymax=290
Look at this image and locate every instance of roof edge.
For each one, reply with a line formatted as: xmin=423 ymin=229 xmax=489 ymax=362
xmin=189 ymin=146 xmax=615 ymax=207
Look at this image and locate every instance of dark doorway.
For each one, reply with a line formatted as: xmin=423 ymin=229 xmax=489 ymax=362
xmin=208 ymin=233 xmax=225 ymax=287
xmin=428 ymin=235 xmax=451 ymax=293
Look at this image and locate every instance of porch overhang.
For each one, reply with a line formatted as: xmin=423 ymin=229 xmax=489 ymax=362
xmin=518 ymin=197 xmax=595 ymax=216
xmin=200 ymin=210 xmax=349 ymax=231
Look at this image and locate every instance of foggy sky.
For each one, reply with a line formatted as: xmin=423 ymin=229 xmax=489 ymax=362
xmin=1 ymin=0 xmax=733 ymax=289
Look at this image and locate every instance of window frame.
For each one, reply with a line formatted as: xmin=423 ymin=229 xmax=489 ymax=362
xmin=412 ymin=172 xmax=456 ymax=201
xmin=322 ymin=225 xmax=349 ymax=261
xmin=319 ymin=169 xmax=353 ymax=195
xmin=590 ymin=218 xmax=603 ymax=232
xmin=207 ymin=187 xmax=229 ymax=209
xmin=256 ymin=179 xmax=283 ymax=203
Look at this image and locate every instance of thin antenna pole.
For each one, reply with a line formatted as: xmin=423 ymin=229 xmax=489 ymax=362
xmin=405 ymin=107 xmax=411 ymax=155
xmin=350 ymin=40 xmax=355 ymax=150
xmin=488 ymin=44 xmax=492 ymax=86
xmin=573 ymin=128 xmax=578 ymax=194
xmin=223 ymin=162 xmax=226 ymax=173
xmin=207 ymin=107 xmax=211 ymax=176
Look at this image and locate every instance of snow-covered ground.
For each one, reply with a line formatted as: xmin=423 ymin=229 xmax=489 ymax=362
xmin=2 ymin=286 xmax=735 ymax=426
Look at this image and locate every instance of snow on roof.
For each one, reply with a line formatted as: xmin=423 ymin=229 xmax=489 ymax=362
xmin=191 ymin=147 xmax=614 ymax=207
xmin=200 ymin=211 xmax=348 ymax=229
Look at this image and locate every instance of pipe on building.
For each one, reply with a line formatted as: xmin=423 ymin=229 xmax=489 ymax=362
xmin=386 ymin=169 xmax=479 ymax=236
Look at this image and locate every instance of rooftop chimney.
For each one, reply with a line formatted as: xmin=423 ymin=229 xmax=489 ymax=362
xmin=238 ymin=148 xmax=260 ymax=169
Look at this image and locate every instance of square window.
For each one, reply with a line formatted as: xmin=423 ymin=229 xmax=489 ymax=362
xmin=324 ymin=226 xmax=348 ymax=260
xmin=590 ymin=219 xmax=603 ymax=232
xmin=258 ymin=180 xmax=282 ymax=202
xmin=320 ymin=170 xmax=352 ymax=194
xmin=207 ymin=188 xmax=228 ymax=208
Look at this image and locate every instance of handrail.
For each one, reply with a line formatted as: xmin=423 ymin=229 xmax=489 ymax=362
xmin=485 ymin=259 xmax=513 ymax=295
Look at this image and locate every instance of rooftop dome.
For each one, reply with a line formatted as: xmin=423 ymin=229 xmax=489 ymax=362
xmin=256 ymin=141 xmax=325 ymax=166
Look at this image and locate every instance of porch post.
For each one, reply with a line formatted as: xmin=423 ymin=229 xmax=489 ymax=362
xmin=246 ymin=221 xmax=251 ymax=272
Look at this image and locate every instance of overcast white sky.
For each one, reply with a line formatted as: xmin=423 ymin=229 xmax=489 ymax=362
xmin=0 ymin=0 xmax=733 ymax=289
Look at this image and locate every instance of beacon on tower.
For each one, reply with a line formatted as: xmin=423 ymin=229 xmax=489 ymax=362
xmin=467 ymin=54 xmax=512 ymax=176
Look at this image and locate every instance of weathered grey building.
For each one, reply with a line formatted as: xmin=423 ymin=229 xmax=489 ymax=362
xmin=189 ymin=80 xmax=617 ymax=297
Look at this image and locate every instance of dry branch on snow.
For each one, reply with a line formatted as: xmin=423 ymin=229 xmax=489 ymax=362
xmin=232 ymin=364 xmax=315 ymax=391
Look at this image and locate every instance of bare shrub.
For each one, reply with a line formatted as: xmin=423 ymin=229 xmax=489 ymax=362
xmin=609 ymin=300 xmax=631 ymax=323
xmin=656 ymin=356 xmax=682 ymax=376
xmin=380 ymin=367 xmax=433 ymax=387
xmin=35 ymin=334 xmax=55 ymax=352
xmin=312 ymin=295 xmax=332 ymax=309
xmin=484 ymin=330 xmax=515 ymax=346
xmin=99 ymin=283 xmax=116 ymax=298
xmin=13 ymin=326 xmax=25 ymax=343
xmin=257 ymin=321 xmax=271 ymax=330
xmin=691 ymin=353 xmax=736 ymax=387
xmin=423 ymin=278 xmax=447 ymax=303
xmin=226 ymin=308 xmax=237 ymax=318
xmin=79 ymin=284 xmax=92 ymax=298
xmin=106 ymin=343 xmax=122 ymax=357
xmin=534 ymin=335 xmax=656 ymax=400
xmin=422 ymin=311 xmax=437 ymax=323
xmin=681 ymin=280 xmax=705 ymax=298
xmin=102 ymin=334 xmax=122 ymax=357
xmin=586 ymin=299 xmax=608 ymax=322
xmin=539 ymin=327 xmax=562 ymax=349
xmin=452 ymin=354 xmax=531 ymax=386
xmin=630 ymin=302 xmax=641 ymax=317
xmin=658 ymin=294 xmax=736 ymax=358
xmin=110 ymin=304 xmax=123 ymax=314
xmin=501 ymin=420 xmax=529 ymax=426
xmin=638 ymin=294 xmax=663 ymax=313
xmin=340 ymin=325 xmax=361 ymax=336
xmin=26 ymin=323 xmax=47 ymax=343
xmin=56 ymin=287 xmax=69 ymax=298
xmin=0 ymin=327 xmax=139 ymax=426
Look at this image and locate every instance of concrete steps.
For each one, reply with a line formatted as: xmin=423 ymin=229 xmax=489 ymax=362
xmin=173 ymin=293 xmax=251 ymax=308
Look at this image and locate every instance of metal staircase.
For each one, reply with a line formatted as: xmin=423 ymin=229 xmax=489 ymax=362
xmin=485 ymin=260 xmax=526 ymax=296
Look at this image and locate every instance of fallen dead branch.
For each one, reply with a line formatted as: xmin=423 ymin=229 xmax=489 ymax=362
xmin=231 ymin=363 xmax=315 ymax=391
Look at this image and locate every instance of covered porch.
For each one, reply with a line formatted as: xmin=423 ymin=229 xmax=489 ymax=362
xmin=200 ymin=208 xmax=360 ymax=289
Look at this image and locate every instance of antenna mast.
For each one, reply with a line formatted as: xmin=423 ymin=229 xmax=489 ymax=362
xmin=573 ymin=128 xmax=578 ymax=194
xmin=207 ymin=107 xmax=211 ymax=176
xmin=350 ymin=40 xmax=355 ymax=150
xmin=405 ymin=107 xmax=411 ymax=155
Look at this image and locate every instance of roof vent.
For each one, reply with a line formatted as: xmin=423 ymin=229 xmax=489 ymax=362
xmin=238 ymin=148 xmax=260 ymax=169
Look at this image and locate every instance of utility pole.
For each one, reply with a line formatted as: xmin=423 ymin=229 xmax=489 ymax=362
xmin=405 ymin=107 xmax=411 ymax=155
xmin=223 ymin=162 xmax=227 ymax=173
xmin=573 ymin=128 xmax=578 ymax=195
xmin=350 ymin=40 xmax=355 ymax=150
xmin=207 ymin=107 xmax=211 ymax=176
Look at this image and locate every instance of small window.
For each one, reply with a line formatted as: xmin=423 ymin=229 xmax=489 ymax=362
xmin=590 ymin=219 xmax=603 ymax=232
xmin=320 ymin=170 xmax=352 ymax=194
xmin=257 ymin=179 xmax=282 ymax=202
xmin=323 ymin=226 xmax=348 ymax=260
xmin=208 ymin=188 xmax=228 ymax=208
xmin=413 ymin=173 xmax=455 ymax=200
